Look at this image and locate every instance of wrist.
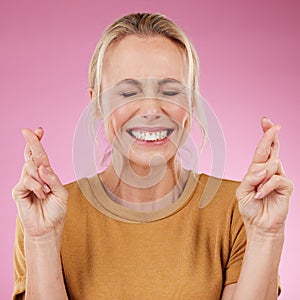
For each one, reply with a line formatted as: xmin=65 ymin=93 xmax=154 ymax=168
xmin=244 ymin=224 xmax=285 ymax=250
xmin=24 ymin=222 xmax=64 ymax=240
xmin=243 ymin=218 xmax=285 ymax=236
xmin=24 ymin=229 xmax=63 ymax=253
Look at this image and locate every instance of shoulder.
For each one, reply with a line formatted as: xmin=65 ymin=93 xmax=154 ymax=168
xmin=62 ymin=174 xmax=106 ymax=214
xmin=62 ymin=177 xmax=93 ymax=213
xmin=192 ymin=173 xmax=241 ymax=210
xmin=63 ymin=176 xmax=95 ymax=198
xmin=63 ymin=179 xmax=81 ymax=193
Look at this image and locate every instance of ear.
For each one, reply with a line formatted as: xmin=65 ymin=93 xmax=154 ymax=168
xmin=89 ymin=88 xmax=93 ymax=101
xmin=90 ymin=89 xmax=104 ymax=120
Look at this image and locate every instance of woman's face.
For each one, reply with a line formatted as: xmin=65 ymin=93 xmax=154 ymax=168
xmin=101 ymin=35 xmax=190 ymax=169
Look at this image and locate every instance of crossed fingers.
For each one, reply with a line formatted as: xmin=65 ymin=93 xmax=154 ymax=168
xmin=22 ymin=127 xmax=51 ymax=198
xmin=22 ymin=128 xmax=50 ymax=167
xmin=236 ymin=117 xmax=292 ymax=200
xmin=252 ymin=121 xmax=280 ymax=164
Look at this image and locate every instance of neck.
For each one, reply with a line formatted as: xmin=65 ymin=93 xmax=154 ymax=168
xmin=100 ymin=153 xmax=188 ymax=204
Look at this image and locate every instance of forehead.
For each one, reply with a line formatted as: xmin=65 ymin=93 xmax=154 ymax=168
xmin=101 ymin=35 xmax=188 ymax=90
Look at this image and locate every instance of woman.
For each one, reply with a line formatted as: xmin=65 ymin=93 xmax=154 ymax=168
xmin=12 ymin=13 xmax=293 ymax=299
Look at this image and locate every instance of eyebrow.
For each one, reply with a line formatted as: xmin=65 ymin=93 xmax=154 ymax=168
xmin=157 ymin=78 xmax=184 ymax=86
xmin=115 ymin=78 xmax=142 ymax=88
xmin=115 ymin=78 xmax=184 ymax=88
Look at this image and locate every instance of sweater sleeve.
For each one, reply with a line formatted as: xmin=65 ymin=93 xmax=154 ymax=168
xmin=224 ymin=198 xmax=247 ymax=286
xmin=223 ymin=197 xmax=282 ymax=295
xmin=12 ymin=216 xmax=26 ymax=300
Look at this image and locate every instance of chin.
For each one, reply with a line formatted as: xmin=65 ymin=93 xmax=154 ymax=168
xmin=127 ymin=149 xmax=176 ymax=169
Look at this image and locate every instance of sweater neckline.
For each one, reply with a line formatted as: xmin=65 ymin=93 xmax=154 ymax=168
xmin=84 ymin=171 xmax=202 ymax=223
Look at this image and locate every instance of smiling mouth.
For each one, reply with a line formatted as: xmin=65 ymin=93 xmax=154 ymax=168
xmin=127 ymin=129 xmax=174 ymax=142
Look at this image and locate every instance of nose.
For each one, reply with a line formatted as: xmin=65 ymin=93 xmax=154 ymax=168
xmin=139 ymin=98 xmax=163 ymax=120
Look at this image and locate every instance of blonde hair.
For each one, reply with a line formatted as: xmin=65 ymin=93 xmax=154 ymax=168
xmin=88 ymin=13 xmax=206 ymax=168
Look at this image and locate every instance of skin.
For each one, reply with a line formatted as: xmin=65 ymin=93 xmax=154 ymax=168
xmin=227 ymin=117 xmax=293 ymax=299
xmin=12 ymin=127 xmax=68 ymax=300
xmin=12 ymin=35 xmax=293 ymax=299
xmin=99 ymin=35 xmax=191 ymax=203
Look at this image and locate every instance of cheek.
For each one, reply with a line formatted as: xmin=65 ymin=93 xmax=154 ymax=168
xmin=104 ymin=113 xmax=122 ymax=144
xmin=168 ymin=105 xmax=190 ymax=128
xmin=104 ymin=104 xmax=136 ymax=143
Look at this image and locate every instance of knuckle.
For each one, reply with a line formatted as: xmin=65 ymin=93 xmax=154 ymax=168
xmin=272 ymin=175 xmax=281 ymax=185
xmin=265 ymin=129 xmax=274 ymax=139
xmin=268 ymin=157 xmax=279 ymax=166
xmin=22 ymin=175 xmax=31 ymax=187
xmin=248 ymin=164 xmax=257 ymax=173
xmin=23 ymin=146 xmax=31 ymax=156
xmin=22 ymin=175 xmax=37 ymax=190
xmin=32 ymin=190 xmax=42 ymax=199
xmin=24 ymin=159 xmax=35 ymax=170
xmin=287 ymin=179 xmax=294 ymax=193
xmin=273 ymin=158 xmax=280 ymax=167
xmin=33 ymin=186 xmax=42 ymax=194
xmin=11 ymin=185 xmax=20 ymax=201
xmin=249 ymin=163 xmax=265 ymax=173
xmin=256 ymin=146 xmax=268 ymax=157
xmin=47 ymin=169 xmax=56 ymax=180
xmin=266 ymin=158 xmax=279 ymax=174
xmin=243 ymin=173 xmax=253 ymax=183
xmin=36 ymin=151 xmax=48 ymax=162
xmin=23 ymin=160 xmax=30 ymax=168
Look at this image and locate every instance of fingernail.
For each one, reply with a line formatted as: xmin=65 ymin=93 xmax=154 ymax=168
xmin=255 ymin=169 xmax=266 ymax=178
xmin=43 ymin=184 xmax=51 ymax=193
xmin=262 ymin=117 xmax=274 ymax=125
xmin=254 ymin=191 xmax=263 ymax=199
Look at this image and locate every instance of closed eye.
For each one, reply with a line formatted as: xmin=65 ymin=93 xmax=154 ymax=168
xmin=162 ymin=91 xmax=179 ymax=96
xmin=121 ymin=91 xmax=138 ymax=97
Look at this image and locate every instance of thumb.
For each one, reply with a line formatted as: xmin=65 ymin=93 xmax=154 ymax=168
xmin=236 ymin=169 xmax=266 ymax=199
xmin=38 ymin=165 xmax=68 ymax=200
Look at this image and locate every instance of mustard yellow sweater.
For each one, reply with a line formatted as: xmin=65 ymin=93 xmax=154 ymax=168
xmin=13 ymin=173 xmax=246 ymax=299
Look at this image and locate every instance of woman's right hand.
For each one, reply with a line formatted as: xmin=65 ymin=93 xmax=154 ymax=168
xmin=12 ymin=127 xmax=68 ymax=238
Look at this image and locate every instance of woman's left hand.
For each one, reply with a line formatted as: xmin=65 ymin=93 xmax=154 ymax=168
xmin=236 ymin=117 xmax=293 ymax=234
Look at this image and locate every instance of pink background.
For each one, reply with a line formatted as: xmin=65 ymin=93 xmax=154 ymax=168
xmin=1 ymin=0 xmax=299 ymax=298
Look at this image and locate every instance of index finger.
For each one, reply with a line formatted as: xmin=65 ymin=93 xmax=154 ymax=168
xmin=252 ymin=124 xmax=280 ymax=164
xmin=22 ymin=128 xmax=50 ymax=167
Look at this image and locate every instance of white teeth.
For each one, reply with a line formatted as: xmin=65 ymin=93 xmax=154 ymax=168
xmin=130 ymin=130 xmax=169 ymax=141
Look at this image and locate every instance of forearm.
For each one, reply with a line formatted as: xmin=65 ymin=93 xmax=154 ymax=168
xmin=24 ymin=231 xmax=68 ymax=300
xmin=232 ymin=227 xmax=284 ymax=300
